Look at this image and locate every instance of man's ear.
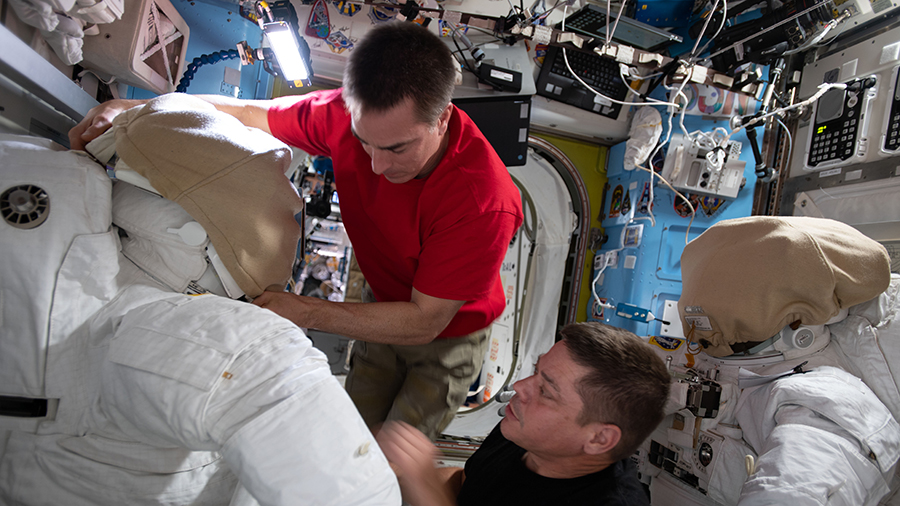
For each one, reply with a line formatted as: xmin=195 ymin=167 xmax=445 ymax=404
xmin=437 ymin=104 xmax=452 ymax=133
xmin=584 ymin=424 xmax=621 ymax=456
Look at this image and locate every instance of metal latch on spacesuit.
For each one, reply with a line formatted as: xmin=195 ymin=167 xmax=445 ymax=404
xmin=685 ymin=377 xmax=722 ymax=419
xmin=672 ymin=369 xmax=723 ymax=420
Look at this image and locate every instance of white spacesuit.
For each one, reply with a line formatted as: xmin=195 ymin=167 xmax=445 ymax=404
xmin=637 ymin=216 xmax=900 ymax=506
xmin=6 ymin=0 xmax=123 ymax=65
xmin=0 ymin=94 xmax=401 ymax=505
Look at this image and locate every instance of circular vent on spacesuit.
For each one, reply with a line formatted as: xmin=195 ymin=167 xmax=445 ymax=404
xmin=1 ymin=184 xmax=50 ymax=230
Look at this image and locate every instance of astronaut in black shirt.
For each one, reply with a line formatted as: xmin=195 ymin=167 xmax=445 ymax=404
xmin=456 ymin=423 xmax=649 ymax=506
xmin=376 ymin=322 xmax=671 ymax=506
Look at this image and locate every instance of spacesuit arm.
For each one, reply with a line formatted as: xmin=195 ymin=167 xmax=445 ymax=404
xmin=99 ymin=294 xmax=401 ymax=506
xmin=735 ymin=367 xmax=900 ymax=506
xmin=739 ymin=411 xmax=894 ymax=506
xmin=218 ymin=374 xmax=401 ymax=506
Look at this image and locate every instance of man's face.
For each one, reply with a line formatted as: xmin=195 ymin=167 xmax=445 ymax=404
xmin=501 ymin=341 xmax=595 ymax=458
xmin=350 ymin=98 xmax=451 ymax=184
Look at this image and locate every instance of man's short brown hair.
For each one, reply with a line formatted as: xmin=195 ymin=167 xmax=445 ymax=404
xmin=561 ymin=322 xmax=670 ymax=462
xmin=343 ymin=22 xmax=456 ymax=126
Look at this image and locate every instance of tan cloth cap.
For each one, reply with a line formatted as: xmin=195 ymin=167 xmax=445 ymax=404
xmin=678 ymin=216 xmax=890 ymax=357
xmin=113 ymin=93 xmax=303 ymax=298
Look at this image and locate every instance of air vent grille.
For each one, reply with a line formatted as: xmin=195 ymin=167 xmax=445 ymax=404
xmin=1 ymin=185 xmax=50 ymax=229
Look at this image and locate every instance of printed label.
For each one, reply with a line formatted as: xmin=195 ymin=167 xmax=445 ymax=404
xmin=684 ymin=315 xmax=713 ymax=331
xmin=490 ymin=69 xmax=513 ymax=82
xmin=482 ymin=372 xmax=494 ymax=403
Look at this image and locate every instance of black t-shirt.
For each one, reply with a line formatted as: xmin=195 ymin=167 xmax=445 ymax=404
xmin=456 ymin=424 xmax=649 ymax=506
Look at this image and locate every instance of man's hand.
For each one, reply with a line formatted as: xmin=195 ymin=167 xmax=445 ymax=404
xmin=377 ymin=421 xmax=438 ymax=483
xmin=68 ymin=99 xmax=145 ymax=150
xmin=376 ymin=421 xmax=460 ymax=506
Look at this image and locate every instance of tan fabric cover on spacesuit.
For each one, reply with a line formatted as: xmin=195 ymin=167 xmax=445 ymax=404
xmin=112 ymin=93 xmax=303 ymax=298
xmin=678 ymin=216 xmax=891 ymax=357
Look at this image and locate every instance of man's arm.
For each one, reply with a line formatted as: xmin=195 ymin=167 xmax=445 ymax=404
xmin=437 ymin=465 xmax=466 ymax=499
xmin=68 ymin=94 xmax=277 ymax=150
xmin=252 ymin=288 xmax=463 ymax=345
xmin=376 ymin=421 xmax=466 ymax=506
xmin=191 ymin=95 xmax=275 ymax=134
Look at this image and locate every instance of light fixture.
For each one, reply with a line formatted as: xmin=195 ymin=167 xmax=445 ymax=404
xmin=262 ymin=21 xmax=312 ymax=86
xmin=236 ymin=1 xmax=313 ymax=88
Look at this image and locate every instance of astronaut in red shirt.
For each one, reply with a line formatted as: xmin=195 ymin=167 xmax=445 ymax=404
xmin=70 ymin=22 xmax=523 ymax=440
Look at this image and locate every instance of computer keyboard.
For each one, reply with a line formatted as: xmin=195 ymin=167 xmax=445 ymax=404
xmin=560 ymin=3 xmax=682 ymax=50
xmin=565 ymin=5 xmax=615 ymax=39
xmin=535 ymin=44 xmax=629 ymax=119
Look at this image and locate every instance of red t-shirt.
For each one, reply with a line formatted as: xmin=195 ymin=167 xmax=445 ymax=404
xmin=268 ymin=89 xmax=523 ymax=338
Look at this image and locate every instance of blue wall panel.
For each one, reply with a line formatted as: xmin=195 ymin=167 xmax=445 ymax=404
xmin=587 ymin=109 xmax=758 ymax=338
xmin=129 ymin=0 xmax=273 ymax=100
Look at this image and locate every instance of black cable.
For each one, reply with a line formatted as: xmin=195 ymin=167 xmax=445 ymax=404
xmin=450 ymin=34 xmax=475 ymax=74
xmin=643 ymin=59 xmax=682 ymax=98
xmin=176 ymin=49 xmax=241 ymax=93
xmin=772 ymin=91 xmax=789 ymax=108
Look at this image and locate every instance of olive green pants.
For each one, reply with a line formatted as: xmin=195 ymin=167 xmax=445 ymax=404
xmin=345 ymin=327 xmax=491 ymax=441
